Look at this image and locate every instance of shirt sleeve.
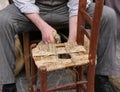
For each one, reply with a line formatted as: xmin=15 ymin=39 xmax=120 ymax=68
xmin=13 ymin=0 xmax=40 ymax=13
xmin=67 ymin=0 xmax=91 ymax=17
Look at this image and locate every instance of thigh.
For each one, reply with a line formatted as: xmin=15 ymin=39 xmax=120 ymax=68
xmin=38 ymin=3 xmax=69 ymax=27
xmin=0 ymin=4 xmax=36 ymax=33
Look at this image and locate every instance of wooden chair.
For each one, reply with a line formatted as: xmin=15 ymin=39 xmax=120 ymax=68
xmin=8 ymin=0 xmax=104 ymax=92
xmin=31 ymin=0 xmax=104 ymax=92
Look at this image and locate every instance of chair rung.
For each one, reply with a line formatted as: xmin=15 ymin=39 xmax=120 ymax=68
xmin=47 ymin=81 xmax=88 ymax=92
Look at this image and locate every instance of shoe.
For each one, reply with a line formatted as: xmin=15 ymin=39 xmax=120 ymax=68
xmin=95 ymin=75 xmax=115 ymax=92
xmin=2 ymin=83 xmax=17 ymax=92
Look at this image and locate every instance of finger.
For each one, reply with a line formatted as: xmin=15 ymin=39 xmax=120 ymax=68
xmin=44 ymin=39 xmax=51 ymax=44
xmin=50 ymin=36 xmax=55 ymax=43
xmin=45 ymin=41 xmax=49 ymax=44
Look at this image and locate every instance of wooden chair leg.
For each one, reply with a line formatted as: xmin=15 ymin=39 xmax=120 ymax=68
xmin=86 ymin=62 xmax=95 ymax=92
xmin=23 ymin=32 xmax=32 ymax=92
xmin=39 ymin=66 xmax=47 ymax=92
xmin=76 ymin=66 xmax=84 ymax=92
xmin=31 ymin=58 xmax=37 ymax=92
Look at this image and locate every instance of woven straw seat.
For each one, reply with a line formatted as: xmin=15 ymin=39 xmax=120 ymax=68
xmin=32 ymin=42 xmax=89 ymax=72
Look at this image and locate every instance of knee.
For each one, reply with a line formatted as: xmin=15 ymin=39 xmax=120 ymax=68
xmin=0 ymin=13 xmax=12 ymax=25
xmin=0 ymin=12 xmax=14 ymax=32
xmin=102 ymin=6 xmax=116 ymax=23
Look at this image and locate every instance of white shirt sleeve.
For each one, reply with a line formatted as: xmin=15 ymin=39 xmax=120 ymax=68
xmin=67 ymin=0 xmax=91 ymax=17
xmin=13 ymin=0 xmax=40 ymax=13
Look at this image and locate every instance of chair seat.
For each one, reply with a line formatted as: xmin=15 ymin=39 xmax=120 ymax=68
xmin=32 ymin=42 xmax=89 ymax=71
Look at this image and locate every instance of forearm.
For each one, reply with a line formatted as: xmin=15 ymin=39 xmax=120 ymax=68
xmin=68 ymin=15 xmax=77 ymax=42
xmin=67 ymin=0 xmax=92 ymax=42
xmin=25 ymin=13 xmax=56 ymax=43
xmin=25 ymin=13 xmax=49 ymax=32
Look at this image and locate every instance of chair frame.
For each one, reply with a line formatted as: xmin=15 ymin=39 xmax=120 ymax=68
xmin=32 ymin=0 xmax=104 ymax=92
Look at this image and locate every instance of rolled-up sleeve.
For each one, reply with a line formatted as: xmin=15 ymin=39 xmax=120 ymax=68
xmin=13 ymin=0 xmax=39 ymax=13
xmin=67 ymin=0 xmax=91 ymax=17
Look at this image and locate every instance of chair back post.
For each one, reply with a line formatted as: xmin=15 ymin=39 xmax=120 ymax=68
xmin=77 ymin=0 xmax=87 ymax=45
xmin=77 ymin=0 xmax=104 ymax=91
xmin=77 ymin=0 xmax=104 ymax=62
xmin=89 ymin=0 xmax=104 ymax=62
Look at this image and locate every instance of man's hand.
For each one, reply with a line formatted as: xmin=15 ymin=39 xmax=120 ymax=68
xmin=41 ymin=25 xmax=56 ymax=44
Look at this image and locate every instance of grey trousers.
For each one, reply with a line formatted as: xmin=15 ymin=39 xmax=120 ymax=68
xmin=105 ymin=0 xmax=120 ymax=30
xmin=0 ymin=3 xmax=117 ymax=84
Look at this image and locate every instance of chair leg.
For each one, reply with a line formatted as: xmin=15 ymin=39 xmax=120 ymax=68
xmin=76 ymin=66 xmax=84 ymax=92
xmin=31 ymin=58 xmax=37 ymax=92
xmin=86 ymin=62 xmax=95 ymax=92
xmin=39 ymin=66 xmax=47 ymax=92
xmin=23 ymin=32 xmax=32 ymax=92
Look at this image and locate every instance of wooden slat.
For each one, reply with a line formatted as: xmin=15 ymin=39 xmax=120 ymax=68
xmin=81 ymin=9 xmax=93 ymax=26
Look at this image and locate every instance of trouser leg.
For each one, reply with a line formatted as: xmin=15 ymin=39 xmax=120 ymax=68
xmin=0 ymin=4 xmax=35 ymax=84
xmin=87 ymin=3 xmax=117 ymax=76
xmin=96 ymin=6 xmax=117 ymax=76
